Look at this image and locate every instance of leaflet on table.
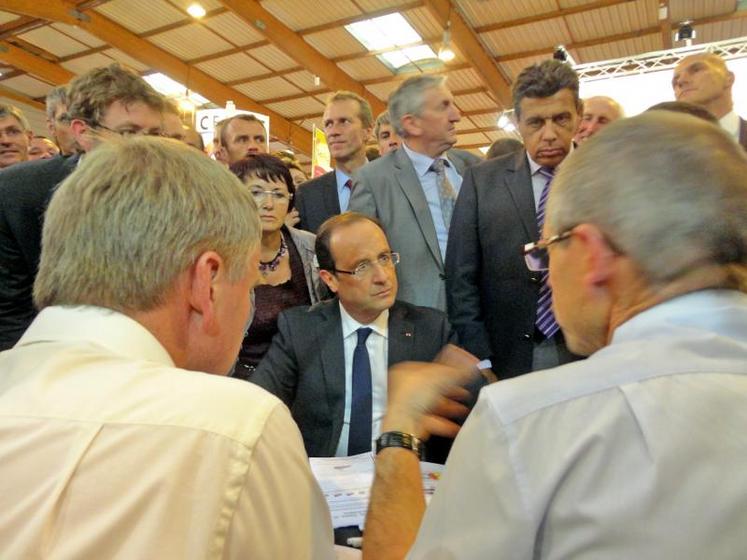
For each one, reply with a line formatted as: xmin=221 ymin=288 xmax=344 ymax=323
xmin=310 ymin=453 xmax=445 ymax=529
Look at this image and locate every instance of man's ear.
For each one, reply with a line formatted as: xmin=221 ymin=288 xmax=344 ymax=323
xmin=188 ymin=251 xmax=223 ymax=336
xmin=400 ymin=114 xmax=420 ymax=138
xmin=573 ymin=223 xmax=617 ymax=289
xmin=726 ymin=70 xmax=736 ymax=89
xmin=319 ymin=269 xmax=339 ymax=294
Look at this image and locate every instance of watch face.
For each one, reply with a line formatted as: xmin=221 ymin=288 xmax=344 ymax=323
xmin=376 ymin=431 xmax=422 ymax=459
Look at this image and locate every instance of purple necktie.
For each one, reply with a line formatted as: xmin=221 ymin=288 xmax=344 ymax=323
xmin=535 ymin=167 xmax=560 ymax=339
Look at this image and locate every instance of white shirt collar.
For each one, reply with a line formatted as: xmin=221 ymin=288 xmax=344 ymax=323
xmin=17 ymin=305 xmax=175 ymax=367
xmin=339 ymin=302 xmax=389 ymax=340
xmin=719 ymin=110 xmax=740 ymax=139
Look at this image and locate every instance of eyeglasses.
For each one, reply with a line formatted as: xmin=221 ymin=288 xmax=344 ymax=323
xmin=523 ymin=230 xmax=573 ymax=271
xmin=250 ymin=189 xmax=293 ymax=203
xmin=335 ymin=252 xmax=400 ymax=280
xmin=90 ymin=122 xmax=163 ymax=138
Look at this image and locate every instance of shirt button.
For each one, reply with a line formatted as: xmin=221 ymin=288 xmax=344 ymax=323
xmin=530 ymin=274 xmax=540 ymax=283
xmin=522 ymin=333 xmax=532 ymax=340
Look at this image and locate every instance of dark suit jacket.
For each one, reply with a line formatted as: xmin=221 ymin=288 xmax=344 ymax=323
xmin=251 ymin=299 xmax=458 ymax=463
xmin=295 ymin=171 xmax=339 ymax=233
xmin=446 ymin=150 xmax=545 ymax=378
xmin=0 ymin=155 xmax=79 ymax=350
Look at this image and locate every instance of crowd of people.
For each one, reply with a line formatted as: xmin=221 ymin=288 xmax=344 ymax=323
xmin=0 ymin=48 xmax=744 ymax=559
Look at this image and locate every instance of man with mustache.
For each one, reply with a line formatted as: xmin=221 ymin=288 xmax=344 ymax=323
xmin=447 ymin=60 xmax=582 ymax=379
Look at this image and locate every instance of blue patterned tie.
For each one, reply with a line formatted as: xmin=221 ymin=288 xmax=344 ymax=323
xmin=431 ymin=158 xmax=457 ymax=231
xmin=535 ymin=167 xmax=560 ymax=338
xmin=348 ymin=327 xmax=373 ymax=455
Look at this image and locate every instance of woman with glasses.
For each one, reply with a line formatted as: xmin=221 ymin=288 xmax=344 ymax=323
xmin=229 ymin=154 xmax=326 ymax=378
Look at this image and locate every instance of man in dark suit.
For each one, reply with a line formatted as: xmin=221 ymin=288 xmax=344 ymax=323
xmin=0 ymin=64 xmax=165 ymax=350
xmin=673 ymin=52 xmax=747 ymax=150
xmin=295 ymin=92 xmax=373 ymax=233
xmin=252 ymin=213 xmax=470 ymax=463
xmin=350 ymin=75 xmax=480 ymax=312
xmin=446 ymin=60 xmax=582 ymax=379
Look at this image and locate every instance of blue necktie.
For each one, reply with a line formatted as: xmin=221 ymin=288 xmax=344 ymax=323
xmin=535 ymin=167 xmax=560 ymax=339
xmin=348 ymin=327 xmax=373 ymax=455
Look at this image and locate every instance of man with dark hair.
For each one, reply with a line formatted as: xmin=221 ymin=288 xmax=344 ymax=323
xmin=350 ymin=76 xmax=480 ymax=312
xmin=295 ymin=91 xmax=373 ymax=233
xmin=45 ymin=85 xmax=76 ymax=156
xmin=447 ymin=59 xmax=582 ymax=379
xmin=251 ymin=212 xmax=464 ymax=464
xmin=0 ymin=63 xmax=164 ymax=350
xmin=374 ymin=110 xmax=401 ymax=156
xmin=485 ymin=137 xmax=523 ymax=159
xmin=221 ymin=113 xmax=268 ymax=164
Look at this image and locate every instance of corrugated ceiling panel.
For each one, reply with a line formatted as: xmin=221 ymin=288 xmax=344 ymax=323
xmin=480 ymin=19 xmax=571 ymax=56
xmin=455 ymin=92 xmax=497 ymax=111
xmin=61 ymin=53 xmax=118 ymax=76
xmin=299 ymin=119 xmax=319 ymax=132
xmin=202 ymin=12 xmax=266 ymax=46
xmin=566 ymin=0 xmax=658 ymax=42
xmin=265 ymin=97 xmax=326 ymax=118
xmin=670 ymin=0 xmax=735 ymax=20
xmin=365 ymin=81 xmax=400 ymax=101
xmin=168 ymin=0 xmax=224 ymax=11
xmin=196 ymin=53 xmax=270 ymax=82
xmin=498 ymin=54 xmax=552 ymax=83
xmin=104 ymin=49 xmax=150 ymax=72
xmin=233 ymin=76 xmax=302 ymax=100
xmin=246 ymin=44 xmax=298 ymax=71
xmin=337 ymin=58 xmax=393 ymax=81
xmin=95 ymin=0 xmax=186 ymax=34
xmin=469 ymin=112 xmax=502 ymax=128
xmin=18 ymin=27 xmax=88 ymax=58
xmin=259 ymin=0 xmax=361 ymax=31
xmin=457 ymin=0 xmax=557 ymax=28
xmin=559 ymin=0 xmax=623 ymax=7
xmin=444 ymin=68 xmax=485 ymax=90
xmin=284 ymin=70 xmax=328 ymax=93
xmin=0 ymin=75 xmax=53 ymax=97
xmin=454 ymin=118 xmax=479 ymax=131
xmin=355 ymin=0 xmax=415 ymax=9
xmin=576 ymin=33 xmax=660 ymax=62
xmin=695 ymin=19 xmax=747 ymax=44
xmin=304 ymin=29 xmax=366 ymax=59
xmin=456 ymin=132 xmax=492 ymax=145
xmin=403 ymin=7 xmax=444 ymax=40
xmin=149 ymin=24 xmax=232 ymax=60
xmin=51 ymin=23 xmax=107 ymax=48
xmin=0 ymin=11 xmax=20 ymax=25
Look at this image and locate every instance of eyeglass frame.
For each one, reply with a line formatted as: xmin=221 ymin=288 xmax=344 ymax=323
xmin=87 ymin=121 xmax=164 ymax=138
xmin=334 ymin=251 xmax=400 ymax=280
xmin=523 ymin=230 xmax=573 ymax=272
xmin=250 ymin=188 xmax=294 ymax=203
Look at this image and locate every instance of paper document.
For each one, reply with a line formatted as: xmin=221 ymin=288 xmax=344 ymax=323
xmin=310 ymin=453 xmax=445 ymax=529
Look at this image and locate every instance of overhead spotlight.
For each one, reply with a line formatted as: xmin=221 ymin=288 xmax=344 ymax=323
xmin=438 ymin=22 xmax=456 ymax=62
xmin=187 ymin=3 xmax=206 ymax=19
xmin=675 ymin=21 xmax=696 ymax=46
xmin=313 ymin=75 xmax=321 ymax=87
xmin=553 ymin=46 xmax=568 ymax=62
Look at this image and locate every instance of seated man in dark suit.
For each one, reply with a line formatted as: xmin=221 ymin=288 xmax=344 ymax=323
xmin=252 ymin=212 xmax=475 ymax=464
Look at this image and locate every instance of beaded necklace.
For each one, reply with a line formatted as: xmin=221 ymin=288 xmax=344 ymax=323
xmin=259 ymin=233 xmax=288 ymax=274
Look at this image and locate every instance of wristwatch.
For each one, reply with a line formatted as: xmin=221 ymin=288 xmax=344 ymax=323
xmin=375 ymin=431 xmax=423 ymax=460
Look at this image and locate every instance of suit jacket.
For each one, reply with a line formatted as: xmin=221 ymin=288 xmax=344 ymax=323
xmin=251 ymin=299 xmax=457 ymax=462
xmin=349 ymin=147 xmax=480 ymax=311
xmin=445 ymin=150 xmax=548 ymax=378
xmin=286 ymin=226 xmax=326 ymax=303
xmin=739 ymin=117 xmax=747 ymax=151
xmin=295 ymin=171 xmax=339 ymax=233
xmin=0 ymin=155 xmax=79 ymax=350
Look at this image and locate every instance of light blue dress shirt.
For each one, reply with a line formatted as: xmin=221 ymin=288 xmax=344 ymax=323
xmin=335 ymin=168 xmax=353 ymax=212
xmin=402 ymin=143 xmax=464 ymax=260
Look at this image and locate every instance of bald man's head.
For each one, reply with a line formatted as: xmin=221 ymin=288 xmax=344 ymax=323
xmin=574 ymin=96 xmax=624 ymax=144
xmin=672 ymin=53 xmax=735 ymax=119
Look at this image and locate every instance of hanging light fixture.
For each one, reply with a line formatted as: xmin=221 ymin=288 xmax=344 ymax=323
xmin=438 ymin=21 xmax=455 ymax=62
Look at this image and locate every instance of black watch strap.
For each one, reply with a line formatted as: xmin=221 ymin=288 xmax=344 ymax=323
xmin=375 ymin=431 xmax=423 ymax=460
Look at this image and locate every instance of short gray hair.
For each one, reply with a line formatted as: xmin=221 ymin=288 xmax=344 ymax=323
xmin=374 ymin=111 xmax=391 ymax=139
xmin=45 ymin=85 xmax=68 ymax=121
xmin=388 ymin=75 xmax=446 ymax=137
xmin=0 ymin=103 xmax=29 ymax=130
xmin=512 ymin=60 xmax=580 ymax=118
xmin=34 ymin=136 xmax=261 ymax=311
xmin=548 ymin=111 xmax=747 ymax=289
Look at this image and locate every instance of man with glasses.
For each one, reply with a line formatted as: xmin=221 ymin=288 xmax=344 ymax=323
xmin=251 ymin=212 xmax=461 ymax=464
xmin=364 ymin=110 xmax=747 ymax=559
xmin=0 ymin=63 xmax=164 ymax=350
xmin=446 ymin=59 xmax=582 ymax=379
xmin=45 ymin=85 xmax=76 ymax=156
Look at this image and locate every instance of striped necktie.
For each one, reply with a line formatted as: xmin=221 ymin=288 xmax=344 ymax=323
xmin=535 ymin=167 xmax=560 ymax=339
xmin=430 ymin=158 xmax=457 ymax=231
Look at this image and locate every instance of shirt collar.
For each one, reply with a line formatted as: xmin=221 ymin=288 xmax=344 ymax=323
xmin=335 ymin=168 xmax=352 ymax=190
xmin=17 ymin=305 xmax=175 ymax=367
xmin=402 ymin=142 xmax=451 ymax=179
xmin=719 ymin=110 xmax=740 ymax=138
xmin=339 ymin=301 xmax=389 ymax=340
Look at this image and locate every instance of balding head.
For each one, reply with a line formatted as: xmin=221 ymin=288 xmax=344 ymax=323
xmin=672 ymin=53 xmax=734 ymax=119
xmin=574 ymin=96 xmax=624 ymax=144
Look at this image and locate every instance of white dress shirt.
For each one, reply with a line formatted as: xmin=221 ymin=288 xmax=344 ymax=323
xmin=719 ymin=109 xmax=741 ymax=140
xmin=0 ymin=306 xmax=334 ymax=560
xmin=335 ymin=304 xmax=389 ymax=456
xmin=410 ymin=290 xmax=747 ymax=559
xmin=402 ymin=143 xmax=464 ymax=260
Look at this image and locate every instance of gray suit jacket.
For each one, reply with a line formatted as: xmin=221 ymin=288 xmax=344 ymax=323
xmin=294 ymin=171 xmax=339 ymax=233
xmin=349 ymin=147 xmax=480 ymax=311
xmin=251 ymin=299 xmax=457 ymax=462
xmin=286 ymin=226 xmax=325 ymax=303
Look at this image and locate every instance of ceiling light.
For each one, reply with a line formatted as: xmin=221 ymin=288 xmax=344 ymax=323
xmin=438 ymin=22 xmax=455 ymax=62
xmin=143 ymin=73 xmax=209 ymax=106
xmin=187 ymin=3 xmax=206 ymax=19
